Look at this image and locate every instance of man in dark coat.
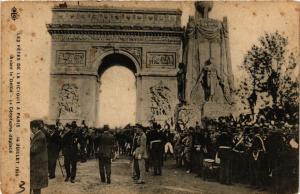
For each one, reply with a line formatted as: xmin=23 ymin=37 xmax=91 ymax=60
xmin=232 ymin=130 xmax=248 ymax=183
xmin=149 ymin=125 xmax=164 ymax=176
xmin=217 ymin=129 xmax=233 ymax=185
xmin=86 ymin=127 xmax=95 ymax=159
xmin=192 ymin=126 xmax=204 ymax=177
xmin=97 ymin=126 xmax=115 ymax=184
xmin=45 ymin=124 xmax=61 ymax=179
xmin=78 ymin=120 xmax=88 ymax=162
xmin=61 ymin=123 xmax=80 ymax=183
xmin=30 ymin=120 xmax=48 ymax=194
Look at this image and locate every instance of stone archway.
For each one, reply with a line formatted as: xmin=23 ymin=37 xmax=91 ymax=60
xmin=48 ymin=5 xmax=235 ymax=127
xmin=95 ymin=52 xmax=139 ymax=127
xmin=93 ymin=50 xmax=141 ymax=76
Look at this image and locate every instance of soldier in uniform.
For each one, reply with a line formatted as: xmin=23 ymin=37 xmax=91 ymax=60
xmin=61 ymin=123 xmax=80 ymax=183
xmin=163 ymin=124 xmax=174 ymax=160
xmin=97 ymin=125 xmax=115 ymax=184
xmin=182 ymin=128 xmax=193 ymax=173
xmin=216 ymin=129 xmax=233 ymax=185
xmin=232 ymin=129 xmax=247 ymax=183
xmin=249 ymin=126 xmax=266 ymax=189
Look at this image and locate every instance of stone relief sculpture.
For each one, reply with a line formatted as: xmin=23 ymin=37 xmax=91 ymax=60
xmin=58 ymin=83 xmax=80 ymax=118
xmin=184 ymin=1 xmax=234 ymax=109
xmin=149 ymin=81 xmax=172 ymax=119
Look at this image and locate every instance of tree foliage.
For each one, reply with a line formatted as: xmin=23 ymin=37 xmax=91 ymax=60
xmin=237 ymin=31 xmax=299 ymax=123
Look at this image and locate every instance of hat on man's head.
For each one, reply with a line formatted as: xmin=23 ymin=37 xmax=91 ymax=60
xmin=65 ymin=123 xmax=72 ymax=129
xmin=48 ymin=124 xmax=56 ymax=131
xmin=136 ymin=123 xmax=143 ymax=129
xmin=103 ymin=125 xmax=109 ymax=131
xmin=30 ymin=120 xmax=42 ymax=129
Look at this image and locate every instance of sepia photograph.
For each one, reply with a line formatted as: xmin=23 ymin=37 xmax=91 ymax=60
xmin=0 ymin=1 xmax=299 ymax=194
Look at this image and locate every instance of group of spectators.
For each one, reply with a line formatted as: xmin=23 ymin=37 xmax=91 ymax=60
xmin=171 ymin=117 xmax=298 ymax=194
xmin=120 ymin=117 xmax=298 ymax=194
xmin=30 ymin=114 xmax=299 ymax=194
xmin=30 ymin=120 xmax=115 ymax=194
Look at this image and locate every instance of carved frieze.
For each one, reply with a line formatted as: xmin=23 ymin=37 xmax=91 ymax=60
xmin=146 ymin=52 xmax=176 ymax=68
xmin=51 ymin=33 xmax=182 ymax=44
xmin=52 ymin=8 xmax=181 ymax=28
xmin=56 ymin=50 xmax=86 ymax=66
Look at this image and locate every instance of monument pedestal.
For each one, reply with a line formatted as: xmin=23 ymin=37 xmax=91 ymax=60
xmin=175 ymin=103 xmax=202 ymax=128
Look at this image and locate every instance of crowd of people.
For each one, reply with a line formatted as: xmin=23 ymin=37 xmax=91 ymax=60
xmin=30 ymin=115 xmax=299 ymax=194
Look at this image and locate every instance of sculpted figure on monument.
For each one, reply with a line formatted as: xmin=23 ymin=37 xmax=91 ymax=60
xmin=199 ymin=58 xmax=223 ymax=102
xmin=184 ymin=1 xmax=234 ymax=108
xmin=177 ymin=62 xmax=186 ymax=103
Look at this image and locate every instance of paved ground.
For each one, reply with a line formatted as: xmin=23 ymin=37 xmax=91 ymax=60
xmin=44 ymin=157 xmax=270 ymax=194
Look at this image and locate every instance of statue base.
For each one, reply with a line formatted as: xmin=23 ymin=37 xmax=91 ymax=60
xmin=202 ymin=102 xmax=234 ymax=118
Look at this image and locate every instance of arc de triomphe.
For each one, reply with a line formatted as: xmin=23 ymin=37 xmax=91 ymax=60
xmin=47 ymin=2 xmax=235 ymax=127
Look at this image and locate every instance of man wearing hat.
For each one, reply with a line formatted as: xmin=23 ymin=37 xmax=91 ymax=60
xmin=133 ymin=125 xmax=148 ymax=184
xmin=78 ymin=120 xmax=88 ymax=162
xmin=192 ymin=125 xmax=204 ymax=177
xmin=97 ymin=125 xmax=115 ymax=184
xmin=61 ymin=122 xmax=80 ymax=183
xmin=30 ymin=120 xmax=48 ymax=194
xmin=216 ymin=128 xmax=233 ymax=185
xmin=45 ymin=124 xmax=61 ymax=179
xmin=149 ymin=123 xmax=164 ymax=176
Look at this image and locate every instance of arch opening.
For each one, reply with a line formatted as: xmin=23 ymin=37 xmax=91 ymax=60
xmin=97 ymin=53 xmax=138 ymax=79
xmin=96 ymin=53 xmax=137 ymax=128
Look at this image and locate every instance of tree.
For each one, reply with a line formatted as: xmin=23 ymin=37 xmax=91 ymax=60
xmin=237 ymin=31 xmax=299 ymax=120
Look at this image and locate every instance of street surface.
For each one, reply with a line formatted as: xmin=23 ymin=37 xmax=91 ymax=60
xmin=44 ymin=158 xmax=270 ymax=194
